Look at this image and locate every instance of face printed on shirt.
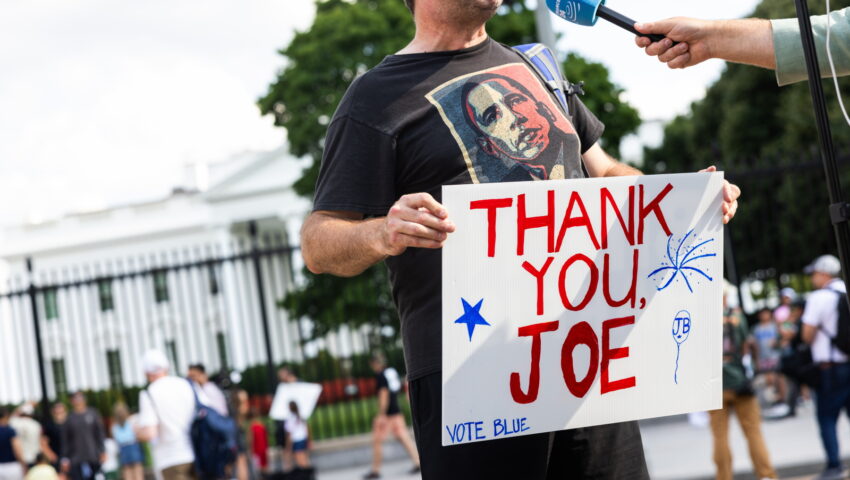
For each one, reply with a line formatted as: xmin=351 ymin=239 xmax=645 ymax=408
xmin=463 ymin=77 xmax=554 ymax=161
xmin=426 ymin=63 xmax=582 ymax=184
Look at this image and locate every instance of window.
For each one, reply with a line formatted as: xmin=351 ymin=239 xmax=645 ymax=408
xmin=51 ymin=358 xmax=67 ymax=396
xmin=106 ymin=350 xmax=123 ymax=389
xmin=43 ymin=288 xmax=59 ymax=320
xmin=153 ymin=270 xmax=169 ymax=303
xmin=216 ymin=332 xmax=229 ymax=370
xmin=98 ymin=280 xmax=114 ymax=312
xmin=166 ymin=340 xmax=179 ymax=372
xmin=208 ymin=265 xmax=220 ymax=296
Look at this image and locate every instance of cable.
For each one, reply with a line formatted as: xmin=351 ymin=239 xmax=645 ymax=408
xmin=826 ymin=0 xmax=850 ymax=127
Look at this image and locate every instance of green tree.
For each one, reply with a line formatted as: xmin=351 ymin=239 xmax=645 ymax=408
xmin=261 ymin=0 xmax=641 ymax=340
xmin=643 ymin=0 xmax=850 ymax=282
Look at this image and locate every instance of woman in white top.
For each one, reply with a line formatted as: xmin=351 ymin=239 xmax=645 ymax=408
xmin=284 ymin=402 xmax=311 ymax=470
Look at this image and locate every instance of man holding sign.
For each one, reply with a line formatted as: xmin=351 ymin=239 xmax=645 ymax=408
xmin=301 ymin=0 xmax=741 ymax=478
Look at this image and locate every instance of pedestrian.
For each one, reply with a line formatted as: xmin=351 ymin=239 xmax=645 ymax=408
xmin=231 ymin=389 xmax=250 ymax=480
xmin=40 ymin=404 xmax=66 ymax=478
xmin=23 ymin=455 xmax=56 ymax=480
xmin=274 ymin=367 xmax=297 ymax=471
xmin=801 ymin=254 xmax=849 ymax=480
xmin=109 ymin=404 xmax=142 ymax=480
xmin=779 ymin=300 xmax=810 ymax=417
xmin=635 ymin=9 xmax=850 ymax=85
xmin=9 ymin=405 xmax=41 ymax=468
xmin=135 ymin=349 xmax=196 ymax=480
xmin=363 ymin=353 xmax=419 ymax=479
xmin=299 ymin=0 xmax=742 ymax=477
xmin=775 ymin=288 xmax=797 ymax=324
xmin=187 ymin=364 xmax=228 ymax=417
xmin=60 ymin=393 xmax=105 ymax=480
xmin=751 ymin=308 xmax=786 ymax=410
xmin=283 ymin=402 xmax=310 ymax=471
xmin=709 ymin=299 xmax=777 ymax=480
xmin=247 ymin=408 xmax=268 ymax=475
xmin=0 ymin=407 xmax=26 ymax=480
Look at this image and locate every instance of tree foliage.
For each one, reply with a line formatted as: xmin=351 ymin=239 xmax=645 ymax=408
xmin=643 ymin=0 xmax=850 ymax=282
xmin=262 ymin=0 xmax=640 ymax=339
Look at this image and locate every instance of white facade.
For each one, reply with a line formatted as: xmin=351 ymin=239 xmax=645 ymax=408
xmin=0 ymin=147 xmax=315 ymax=404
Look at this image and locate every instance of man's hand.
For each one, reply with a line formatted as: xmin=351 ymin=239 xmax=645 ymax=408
xmin=700 ymin=166 xmax=740 ymax=224
xmin=380 ymin=193 xmax=456 ymax=256
xmin=634 ymin=18 xmax=713 ymax=69
xmin=635 ymin=18 xmax=776 ymax=71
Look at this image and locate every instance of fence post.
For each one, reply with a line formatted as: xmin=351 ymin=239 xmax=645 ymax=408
xmin=25 ymin=258 xmax=50 ymax=420
xmin=248 ymin=222 xmax=278 ymax=396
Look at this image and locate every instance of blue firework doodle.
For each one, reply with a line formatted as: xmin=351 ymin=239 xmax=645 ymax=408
xmin=647 ymin=230 xmax=716 ymax=293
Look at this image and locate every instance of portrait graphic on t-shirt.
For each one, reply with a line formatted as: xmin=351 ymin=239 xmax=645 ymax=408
xmin=425 ymin=63 xmax=583 ymax=184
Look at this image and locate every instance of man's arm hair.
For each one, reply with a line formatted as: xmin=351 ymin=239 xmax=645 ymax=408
xmin=581 ymin=143 xmax=642 ymax=178
xmin=301 ymin=211 xmax=388 ymax=277
xmin=302 ymin=193 xmax=455 ymax=277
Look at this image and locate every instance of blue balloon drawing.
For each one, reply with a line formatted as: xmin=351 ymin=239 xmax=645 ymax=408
xmin=672 ymin=310 xmax=692 ymax=384
xmin=647 ymin=229 xmax=717 ymax=293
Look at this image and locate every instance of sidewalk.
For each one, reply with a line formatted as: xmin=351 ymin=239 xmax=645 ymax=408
xmin=313 ymin=401 xmax=850 ymax=479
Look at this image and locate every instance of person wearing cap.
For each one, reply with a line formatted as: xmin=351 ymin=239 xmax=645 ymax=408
xmin=801 ymin=254 xmax=848 ymax=480
xmin=135 ymin=350 xmax=197 ymax=480
xmin=60 ymin=393 xmax=105 ymax=480
xmin=9 ymin=405 xmax=41 ymax=468
xmin=774 ymin=288 xmax=797 ymax=325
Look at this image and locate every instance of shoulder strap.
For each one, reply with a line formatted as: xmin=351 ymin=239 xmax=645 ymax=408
xmin=186 ymin=377 xmax=202 ymax=413
xmin=513 ymin=43 xmax=584 ymax=117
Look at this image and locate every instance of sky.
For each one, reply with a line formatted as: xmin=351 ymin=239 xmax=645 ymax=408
xmin=0 ymin=0 xmax=762 ymax=226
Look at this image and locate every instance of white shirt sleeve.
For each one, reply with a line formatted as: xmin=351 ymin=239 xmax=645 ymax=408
xmin=137 ymin=390 xmax=158 ymax=428
xmin=802 ymin=290 xmax=830 ymax=327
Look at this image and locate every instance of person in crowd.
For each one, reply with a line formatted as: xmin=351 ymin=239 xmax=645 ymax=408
xmin=40 ymin=404 xmax=66 ymax=478
xmin=232 ymin=389 xmax=251 ymax=480
xmin=634 ymin=9 xmax=850 ymax=86
xmin=710 ymin=298 xmax=777 ymax=480
xmin=274 ymin=367 xmax=298 ymax=471
xmin=300 ymin=0 xmax=741 ymax=477
xmin=187 ymin=364 xmax=228 ymax=417
xmin=23 ymin=455 xmax=56 ymax=480
xmin=284 ymin=402 xmax=310 ymax=471
xmin=247 ymin=408 xmax=268 ymax=475
xmin=775 ymin=288 xmax=797 ymax=325
xmin=363 ymin=353 xmax=419 ymax=480
xmin=801 ymin=255 xmax=849 ymax=480
xmin=110 ymin=404 xmax=142 ymax=480
xmin=751 ymin=308 xmax=787 ymax=412
xmin=60 ymin=393 xmax=105 ymax=480
xmin=776 ymin=300 xmax=808 ymax=419
xmin=135 ymin=350 xmax=196 ymax=480
xmin=9 ymin=405 xmax=41 ymax=469
xmin=0 ymin=407 xmax=26 ymax=480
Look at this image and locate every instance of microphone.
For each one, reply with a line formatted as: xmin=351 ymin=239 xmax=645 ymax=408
xmin=545 ymin=0 xmax=673 ymax=45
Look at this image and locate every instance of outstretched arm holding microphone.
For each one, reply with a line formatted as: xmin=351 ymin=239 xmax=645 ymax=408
xmin=635 ymin=7 xmax=850 ymax=85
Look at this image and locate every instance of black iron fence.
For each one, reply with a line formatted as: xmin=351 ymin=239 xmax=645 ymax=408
xmin=0 ymin=221 xmax=405 ymax=440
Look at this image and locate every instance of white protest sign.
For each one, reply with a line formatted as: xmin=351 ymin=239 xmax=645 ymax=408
xmin=269 ymin=382 xmax=323 ymax=420
xmin=441 ymin=172 xmax=724 ymax=446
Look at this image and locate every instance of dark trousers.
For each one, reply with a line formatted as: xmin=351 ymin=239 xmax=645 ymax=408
xmin=409 ymin=372 xmax=649 ymax=480
xmin=816 ymin=363 xmax=850 ymax=468
xmin=69 ymin=462 xmax=100 ymax=480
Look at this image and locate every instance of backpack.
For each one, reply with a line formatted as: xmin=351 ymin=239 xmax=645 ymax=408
xmin=829 ymin=289 xmax=850 ymax=355
xmin=187 ymin=379 xmax=239 ymax=478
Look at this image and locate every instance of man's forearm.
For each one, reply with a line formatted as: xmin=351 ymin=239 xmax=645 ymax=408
xmin=709 ymin=19 xmax=775 ymax=69
xmin=603 ymin=161 xmax=642 ymax=177
xmin=302 ymin=213 xmax=388 ymax=277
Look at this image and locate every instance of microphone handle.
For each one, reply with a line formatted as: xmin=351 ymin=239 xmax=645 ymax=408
xmin=596 ymin=5 xmax=677 ymax=45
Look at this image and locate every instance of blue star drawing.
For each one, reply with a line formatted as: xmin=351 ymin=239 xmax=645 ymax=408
xmin=455 ymin=298 xmax=490 ymax=341
xmin=647 ymin=229 xmax=717 ymax=293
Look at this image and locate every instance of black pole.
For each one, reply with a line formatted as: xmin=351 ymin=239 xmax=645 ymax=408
xmin=249 ymin=221 xmax=278 ymax=396
xmin=26 ymin=258 xmax=50 ymax=421
xmin=793 ymin=0 xmax=850 ymax=298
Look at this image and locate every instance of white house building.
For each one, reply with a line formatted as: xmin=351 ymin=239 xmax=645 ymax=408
xmin=0 ymin=147 xmax=323 ymax=405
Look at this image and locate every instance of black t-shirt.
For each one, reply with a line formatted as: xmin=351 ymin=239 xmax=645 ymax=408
xmin=376 ymin=369 xmax=401 ymax=415
xmin=314 ymin=37 xmax=605 ymax=380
